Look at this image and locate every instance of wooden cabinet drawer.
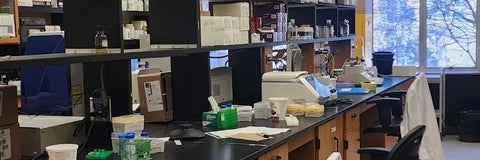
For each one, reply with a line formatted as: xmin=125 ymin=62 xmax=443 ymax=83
xmin=258 ymin=143 xmax=289 ymax=160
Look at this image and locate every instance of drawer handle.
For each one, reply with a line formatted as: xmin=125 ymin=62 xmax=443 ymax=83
xmin=351 ymin=114 xmax=358 ymax=118
xmin=271 ymin=156 xmax=282 ymax=160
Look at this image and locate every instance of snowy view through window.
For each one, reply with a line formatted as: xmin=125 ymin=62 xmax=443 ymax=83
xmin=373 ymin=0 xmax=476 ymax=68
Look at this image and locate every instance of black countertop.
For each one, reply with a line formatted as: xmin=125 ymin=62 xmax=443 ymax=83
xmin=69 ymin=77 xmax=412 ymax=160
xmin=140 ymin=76 xmax=413 ymax=160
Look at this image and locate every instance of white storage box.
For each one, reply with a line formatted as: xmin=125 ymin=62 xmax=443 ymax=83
xmin=111 ymin=114 xmax=145 ymax=133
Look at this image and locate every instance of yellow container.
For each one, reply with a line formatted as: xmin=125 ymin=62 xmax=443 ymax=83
xmin=286 ymin=104 xmax=305 ymax=116
xmin=304 ymin=103 xmax=324 ymax=117
xmin=360 ymin=81 xmax=377 ymax=92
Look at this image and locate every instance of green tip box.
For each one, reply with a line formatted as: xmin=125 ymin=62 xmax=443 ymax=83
xmin=202 ymin=108 xmax=238 ymax=130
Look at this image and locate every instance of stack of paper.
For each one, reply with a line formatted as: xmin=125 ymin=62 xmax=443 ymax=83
xmin=206 ymin=126 xmax=290 ymax=139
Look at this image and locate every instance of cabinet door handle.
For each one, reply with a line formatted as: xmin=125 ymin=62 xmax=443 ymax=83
xmin=271 ymin=156 xmax=282 ymax=160
xmin=351 ymin=113 xmax=358 ymax=118
xmin=334 ymin=137 xmax=339 ymax=152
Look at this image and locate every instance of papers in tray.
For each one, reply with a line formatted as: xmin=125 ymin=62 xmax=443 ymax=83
xmin=206 ymin=126 xmax=290 ymax=139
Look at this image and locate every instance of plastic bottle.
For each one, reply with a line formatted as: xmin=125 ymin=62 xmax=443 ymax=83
xmin=226 ymin=102 xmax=232 ymax=109
xmin=343 ymin=19 xmax=350 ymax=36
xmin=125 ymin=134 xmax=136 ymax=160
xmin=287 ymin=19 xmax=296 ymax=40
xmin=220 ymin=104 xmax=227 ymax=110
xmin=95 ymin=25 xmax=108 ymax=54
xmin=140 ymin=131 xmax=151 ymax=159
xmin=326 ymin=19 xmax=334 ymax=37
xmin=118 ymin=134 xmax=127 ymax=160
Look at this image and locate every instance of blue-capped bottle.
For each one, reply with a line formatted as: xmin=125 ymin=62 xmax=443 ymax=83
xmin=118 ymin=133 xmax=127 ymax=160
xmin=140 ymin=131 xmax=151 ymax=159
xmin=125 ymin=133 xmax=136 ymax=160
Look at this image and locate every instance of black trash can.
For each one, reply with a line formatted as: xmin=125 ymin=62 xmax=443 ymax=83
xmin=457 ymin=110 xmax=480 ymax=142
xmin=372 ymin=51 xmax=395 ymax=75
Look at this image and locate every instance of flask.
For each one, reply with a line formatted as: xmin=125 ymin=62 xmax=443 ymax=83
xmin=95 ymin=25 xmax=108 ymax=54
xmin=140 ymin=131 xmax=151 ymax=159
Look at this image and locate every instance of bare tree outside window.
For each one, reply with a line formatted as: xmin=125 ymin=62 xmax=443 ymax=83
xmin=427 ymin=0 xmax=476 ymax=67
xmin=373 ymin=0 xmax=420 ymax=66
xmin=374 ymin=0 xmax=477 ymax=68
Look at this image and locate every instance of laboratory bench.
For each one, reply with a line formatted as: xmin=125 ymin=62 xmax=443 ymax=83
xmin=93 ymin=76 xmax=413 ymax=160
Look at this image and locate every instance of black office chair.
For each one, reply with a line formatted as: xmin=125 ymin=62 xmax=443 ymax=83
xmin=357 ymin=125 xmax=426 ymax=160
xmin=379 ymin=90 xmax=407 ymax=123
xmin=363 ymin=97 xmax=403 ymax=139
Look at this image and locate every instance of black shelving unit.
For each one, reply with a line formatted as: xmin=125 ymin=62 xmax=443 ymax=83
xmin=122 ymin=11 xmax=149 ymax=17
xmin=18 ymin=6 xmax=63 ymax=13
xmin=1 ymin=0 xmax=357 ymax=123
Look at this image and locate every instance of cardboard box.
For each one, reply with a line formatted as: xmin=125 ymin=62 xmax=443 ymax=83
xmin=137 ymin=72 xmax=173 ymax=122
xmin=0 ymin=85 xmax=18 ymax=126
xmin=0 ymin=123 xmax=21 ymax=160
xmin=19 ymin=115 xmax=84 ymax=157
xmin=212 ymin=2 xmax=250 ymax=17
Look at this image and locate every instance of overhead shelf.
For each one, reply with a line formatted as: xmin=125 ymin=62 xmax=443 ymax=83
xmin=287 ymin=2 xmax=355 ymax=9
xmin=122 ymin=11 xmax=149 ymax=16
xmin=0 ymin=36 xmax=355 ymax=69
xmin=18 ymin=6 xmax=63 ymax=14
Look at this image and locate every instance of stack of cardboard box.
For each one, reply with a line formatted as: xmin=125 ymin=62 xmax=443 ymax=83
xmin=0 ymin=85 xmax=20 ymax=160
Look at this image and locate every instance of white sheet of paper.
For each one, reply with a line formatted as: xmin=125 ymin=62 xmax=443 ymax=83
xmin=0 ymin=128 xmax=12 ymax=159
xmin=206 ymin=126 xmax=290 ymax=139
xmin=144 ymin=81 xmax=163 ymax=112
xmin=0 ymin=14 xmax=15 ymax=37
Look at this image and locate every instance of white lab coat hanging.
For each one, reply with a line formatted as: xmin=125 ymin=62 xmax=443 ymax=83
xmin=401 ymin=73 xmax=444 ymax=160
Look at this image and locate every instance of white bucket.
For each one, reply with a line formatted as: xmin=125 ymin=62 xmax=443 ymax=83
xmin=46 ymin=144 xmax=78 ymax=160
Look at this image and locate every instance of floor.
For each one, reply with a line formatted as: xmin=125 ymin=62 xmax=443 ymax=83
xmin=442 ymin=135 xmax=480 ymax=160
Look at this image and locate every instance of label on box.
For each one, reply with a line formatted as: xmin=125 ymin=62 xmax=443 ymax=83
xmin=0 ymin=128 xmax=11 ymax=159
xmin=144 ymin=81 xmax=163 ymax=112
xmin=0 ymin=91 xmax=2 ymax=117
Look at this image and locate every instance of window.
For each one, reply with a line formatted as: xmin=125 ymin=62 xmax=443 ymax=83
xmin=374 ymin=0 xmax=478 ymax=70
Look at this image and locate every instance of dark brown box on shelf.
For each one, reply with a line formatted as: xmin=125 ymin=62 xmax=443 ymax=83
xmin=137 ymin=71 xmax=173 ymax=122
xmin=0 ymin=85 xmax=18 ymax=126
xmin=0 ymin=123 xmax=21 ymax=160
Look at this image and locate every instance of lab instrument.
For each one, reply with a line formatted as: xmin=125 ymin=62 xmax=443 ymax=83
xmin=262 ymin=71 xmax=334 ymax=105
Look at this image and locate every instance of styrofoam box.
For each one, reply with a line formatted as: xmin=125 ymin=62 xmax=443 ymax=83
xmin=231 ymin=17 xmax=240 ymax=30
xmin=392 ymin=66 xmax=417 ymax=76
xmin=240 ymin=17 xmax=250 ymax=31
xmin=240 ymin=31 xmax=249 ymax=44
xmin=201 ymin=16 xmax=227 ymax=32
xmin=112 ymin=115 xmax=145 ymax=133
xmin=18 ymin=0 xmax=33 ymax=7
xmin=201 ymin=30 xmax=234 ymax=46
xmin=212 ymin=2 xmax=250 ymax=17
xmin=232 ymin=30 xmax=241 ymax=45
xmin=238 ymin=112 xmax=253 ymax=122
xmin=223 ymin=17 xmax=233 ymax=30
